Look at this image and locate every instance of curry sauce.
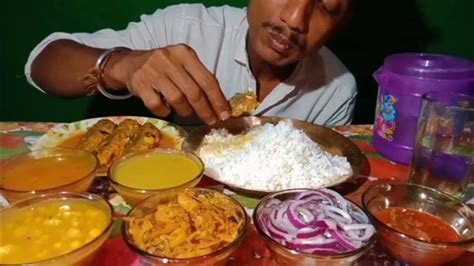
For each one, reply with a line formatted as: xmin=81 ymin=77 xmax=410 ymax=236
xmin=376 ymin=207 xmax=460 ymax=242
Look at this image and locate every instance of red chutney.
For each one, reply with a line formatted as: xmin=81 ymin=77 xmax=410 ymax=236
xmin=376 ymin=207 xmax=460 ymax=242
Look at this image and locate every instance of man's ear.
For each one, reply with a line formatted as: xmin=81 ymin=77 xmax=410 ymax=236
xmin=338 ymin=0 xmax=356 ymax=30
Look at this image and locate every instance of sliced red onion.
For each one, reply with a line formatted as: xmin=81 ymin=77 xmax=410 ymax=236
xmin=342 ymin=224 xmax=375 ymax=241
xmin=323 ymin=205 xmax=352 ymax=222
xmin=286 ymin=239 xmax=337 ymax=251
xmin=287 ymin=201 xmax=311 ymax=229
xmin=257 ymin=189 xmax=375 ymax=256
xmin=296 ymin=227 xmax=325 ymax=238
xmin=297 ymin=207 xmax=315 ymax=223
xmin=306 ymin=247 xmax=342 ymax=255
xmin=319 ymin=188 xmax=349 ymax=211
xmin=329 ymin=229 xmax=358 ymax=250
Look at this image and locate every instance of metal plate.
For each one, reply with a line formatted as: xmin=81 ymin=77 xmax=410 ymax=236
xmin=182 ymin=116 xmax=365 ymax=198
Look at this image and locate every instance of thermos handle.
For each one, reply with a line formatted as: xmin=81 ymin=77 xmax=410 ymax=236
xmin=373 ymin=67 xmax=387 ymax=87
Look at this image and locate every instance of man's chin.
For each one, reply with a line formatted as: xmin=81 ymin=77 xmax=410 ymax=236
xmin=264 ymin=53 xmax=300 ymax=67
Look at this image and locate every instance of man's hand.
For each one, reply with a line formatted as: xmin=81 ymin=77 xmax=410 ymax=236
xmin=107 ymin=44 xmax=231 ymax=125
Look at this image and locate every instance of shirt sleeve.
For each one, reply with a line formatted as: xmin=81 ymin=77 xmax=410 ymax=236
xmin=24 ymin=5 xmax=186 ymax=91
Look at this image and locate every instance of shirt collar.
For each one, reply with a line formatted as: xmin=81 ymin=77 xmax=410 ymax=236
xmin=233 ymin=16 xmax=250 ymax=66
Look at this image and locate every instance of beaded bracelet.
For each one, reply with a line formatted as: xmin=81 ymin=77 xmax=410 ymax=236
xmin=83 ymin=47 xmax=133 ymax=100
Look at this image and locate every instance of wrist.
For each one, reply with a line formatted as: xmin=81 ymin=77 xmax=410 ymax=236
xmin=103 ymin=50 xmax=130 ymax=90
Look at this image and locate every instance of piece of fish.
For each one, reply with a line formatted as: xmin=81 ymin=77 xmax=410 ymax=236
xmin=124 ymin=122 xmax=161 ymax=155
xmin=96 ymin=119 xmax=141 ymax=167
xmin=76 ymin=119 xmax=117 ymax=153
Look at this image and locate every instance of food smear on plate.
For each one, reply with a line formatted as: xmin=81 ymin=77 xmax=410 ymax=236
xmin=375 ymin=207 xmax=460 ymax=242
xmin=256 ymin=189 xmax=375 ymax=255
xmin=1 ymin=153 xmax=96 ymax=191
xmin=126 ymin=190 xmax=245 ymax=258
xmin=199 ymin=120 xmax=352 ymax=191
xmin=229 ymin=90 xmax=260 ymax=117
xmin=113 ymin=151 xmax=203 ymax=189
xmin=0 ymin=198 xmax=110 ymax=264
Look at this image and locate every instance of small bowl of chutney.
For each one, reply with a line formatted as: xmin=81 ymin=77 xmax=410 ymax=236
xmin=362 ymin=183 xmax=474 ymax=265
xmin=108 ymin=148 xmax=204 ymax=206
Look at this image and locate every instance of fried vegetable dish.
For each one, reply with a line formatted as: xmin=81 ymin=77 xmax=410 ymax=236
xmin=126 ymin=190 xmax=246 ymax=258
xmin=74 ymin=119 xmax=162 ymax=168
xmin=229 ymin=90 xmax=259 ymax=117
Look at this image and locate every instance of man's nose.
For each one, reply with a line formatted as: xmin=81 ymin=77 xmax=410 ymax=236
xmin=280 ymin=0 xmax=313 ymax=33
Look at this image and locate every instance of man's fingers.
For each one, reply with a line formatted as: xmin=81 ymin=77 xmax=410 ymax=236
xmin=130 ymin=77 xmax=171 ymax=117
xmin=155 ymin=79 xmax=193 ymax=117
xmin=163 ymin=64 xmax=218 ymax=124
xmin=142 ymin=89 xmax=171 ymax=117
xmin=183 ymin=57 xmax=231 ymax=121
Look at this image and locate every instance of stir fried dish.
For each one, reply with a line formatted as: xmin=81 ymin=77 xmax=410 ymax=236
xmin=126 ymin=190 xmax=245 ymax=258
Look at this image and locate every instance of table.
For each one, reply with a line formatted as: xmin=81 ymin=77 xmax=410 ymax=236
xmin=0 ymin=122 xmax=472 ymax=265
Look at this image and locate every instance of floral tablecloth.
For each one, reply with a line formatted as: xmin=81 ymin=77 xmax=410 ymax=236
xmin=0 ymin=122 xmax=472 ymax=265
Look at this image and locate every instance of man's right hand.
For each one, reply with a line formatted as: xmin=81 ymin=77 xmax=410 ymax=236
xmin=106 ymin=44 xmax=231 ymax=125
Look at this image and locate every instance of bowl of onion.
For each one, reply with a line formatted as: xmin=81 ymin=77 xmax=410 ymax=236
xmin=253 ymin=188 xmax=376 ymax=266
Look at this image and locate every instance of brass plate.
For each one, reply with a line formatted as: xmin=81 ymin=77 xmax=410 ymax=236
xmin=182 ymin=116 xmax=365 ymax=198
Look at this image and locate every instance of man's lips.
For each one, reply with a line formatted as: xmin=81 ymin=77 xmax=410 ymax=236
xmin=268 ymin=31 xmax=294 ymax=55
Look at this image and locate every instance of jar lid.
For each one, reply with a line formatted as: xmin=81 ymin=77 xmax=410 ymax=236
xmin=382 ymin=53 xmax=474 ymax=80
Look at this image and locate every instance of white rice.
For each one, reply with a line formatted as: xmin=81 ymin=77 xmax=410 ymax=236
xmin=198 ymin=120 xmax=352 ymax=191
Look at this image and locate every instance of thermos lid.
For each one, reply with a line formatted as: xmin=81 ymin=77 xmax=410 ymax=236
xmin=382 ymin=53 xmax=474 ymax=80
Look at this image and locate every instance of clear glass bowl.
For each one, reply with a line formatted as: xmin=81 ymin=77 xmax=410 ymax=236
xmin=253 ymin=189 xmax=376 ymax=266
xmin=0 ymin=148 xmax=98 ymax=203
xmin=108 ymin=148 xmax=204 ymax=206
xmin=122 ymin=187 xmax=249 ymax=266
xmin=362 ymin=183 xmax=474 ymax=265
xmin=0 ymin=192 xmax=114 ymax=265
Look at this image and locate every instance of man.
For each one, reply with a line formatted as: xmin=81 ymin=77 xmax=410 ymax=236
xmin=26 ymin=0 xmax=356 ymax=125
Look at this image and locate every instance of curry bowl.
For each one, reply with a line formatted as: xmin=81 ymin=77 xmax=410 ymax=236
xmin=0 ymin=192 xmax=114 ymax=265
xmin=362 ymin=183 xmax=474 ymax=265
xmin=122 ymin=187 xmax=249 ymax=265
xmin=108 ymin=148 xmax=204 ymax=206
xmin=0 ymin=148 xmax=98 ymax=203
xmin=253 ymin=188 xmax=376 ymax=266
xmin=182 ymin=116 xmax=365 ymax=198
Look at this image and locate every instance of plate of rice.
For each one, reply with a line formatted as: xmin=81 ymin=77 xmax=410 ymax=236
xmin=182 ymin=116 xmax=364 ymax=197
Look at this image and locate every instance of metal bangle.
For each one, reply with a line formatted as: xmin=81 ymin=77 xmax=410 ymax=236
xmin=95 ymin=47 xmax=133 ymax=100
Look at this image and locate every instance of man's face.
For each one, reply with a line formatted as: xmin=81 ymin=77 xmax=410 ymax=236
xmin=247 ymin=0 xmax=353 ymax=67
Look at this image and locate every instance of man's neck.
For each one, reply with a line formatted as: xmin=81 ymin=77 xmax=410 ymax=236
xmin=247 ymin=39 xmax=297 ymax=102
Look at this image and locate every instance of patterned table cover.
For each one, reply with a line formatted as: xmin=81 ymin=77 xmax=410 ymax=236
xmin=0 ymin=122 xmax=472 ymax=265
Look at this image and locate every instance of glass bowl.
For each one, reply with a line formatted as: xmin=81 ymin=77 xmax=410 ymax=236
xmin=253 ymin=189 xmax=376 ymax=266
xmin=0 ymin=192 xmax=114 ymax=265
xmin=122 ymin=187 xmax=249 ymax=266
xmin=0 ymin=148 xmax=98 ymax=203
xmin=362 ymin=183 xmax=474 ymax=265
xmin=108 ymin=148 xmax=204 ymax=206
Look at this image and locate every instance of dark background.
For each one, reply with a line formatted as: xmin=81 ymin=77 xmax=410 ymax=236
xmin=2 ymin=0 xmax=474 ymax=124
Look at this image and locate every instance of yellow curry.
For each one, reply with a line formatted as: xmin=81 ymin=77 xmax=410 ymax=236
xmin=113 ymin=151 xmax=203 ymax=189
xmin=0 ymin=198 xmax=109 ymax=264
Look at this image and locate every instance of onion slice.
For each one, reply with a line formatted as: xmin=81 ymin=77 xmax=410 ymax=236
xmin=257 ymin=189 xmax=375 ymax=256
